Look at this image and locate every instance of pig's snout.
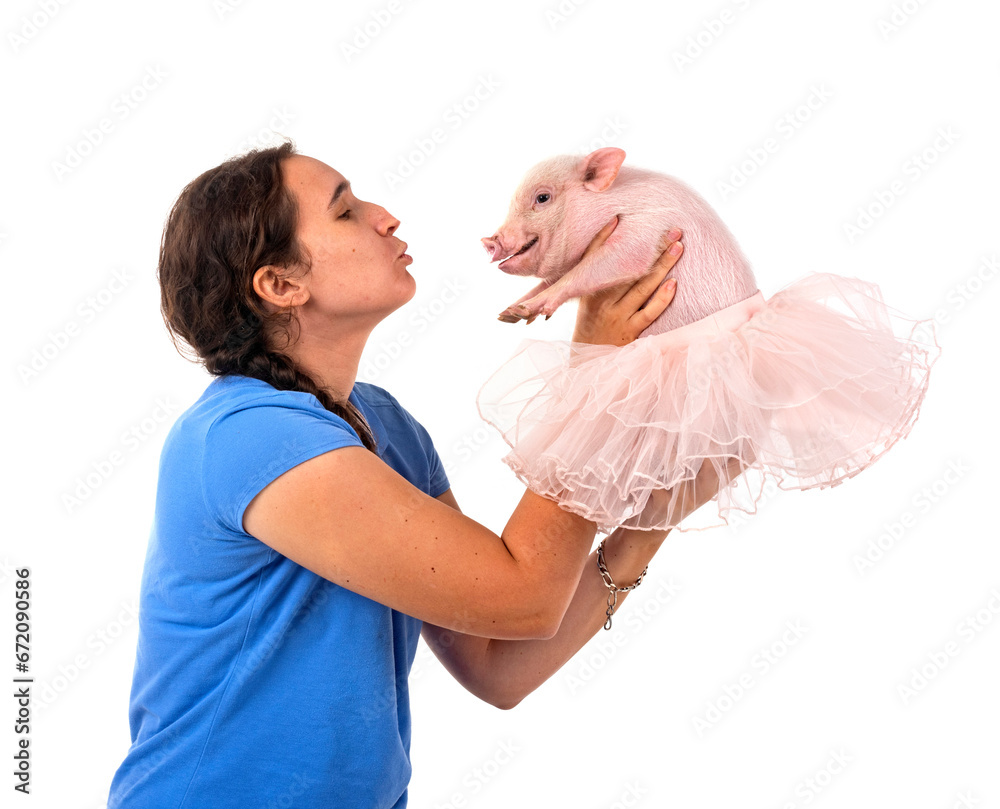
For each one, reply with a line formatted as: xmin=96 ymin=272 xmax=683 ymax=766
xmin=482 ymin=235 xmax=504 ymax=263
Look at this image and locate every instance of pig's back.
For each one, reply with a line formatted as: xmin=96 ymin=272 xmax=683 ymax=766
xmin=614 ymin=167 xmax=759 ymax=336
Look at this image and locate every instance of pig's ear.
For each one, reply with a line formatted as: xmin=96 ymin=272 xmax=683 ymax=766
xmin=580 ymin=147 xmax=626 ymax=192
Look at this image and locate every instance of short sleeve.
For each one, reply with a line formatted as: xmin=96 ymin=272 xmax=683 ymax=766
xmin=202 ymin=403 xmax=364 ymax=535
xmin=406 ymin=412 xmax=451 ymax=498
xmin=364 ymin=385 xmax=451 ymax=498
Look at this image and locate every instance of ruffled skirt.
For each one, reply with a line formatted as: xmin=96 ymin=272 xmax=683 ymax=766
xmin=476 ymin=273 xmax=941 ymax=534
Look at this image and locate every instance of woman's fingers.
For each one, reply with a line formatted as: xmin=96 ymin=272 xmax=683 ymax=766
xmin=617 ymin=228 xmax=682 ymax=307
xmin=581 ymin=215 xmax=619 ymax=261
xmin=616 ymin=230 xmax=682 ymax=331
xmin=626 ymin=261 xmax=679 ymax=332
xmin=597 ymin=227 xmax=683 ymax=311
xmin=570 ymin=225 xmax=682 ymax=345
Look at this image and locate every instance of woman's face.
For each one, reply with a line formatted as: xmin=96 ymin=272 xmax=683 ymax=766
xmin=281 ymin=154 xmax=415 ymax=328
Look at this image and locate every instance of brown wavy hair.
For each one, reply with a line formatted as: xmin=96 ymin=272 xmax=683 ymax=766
xmin=157 ymin=139 xmax=377 ymax=452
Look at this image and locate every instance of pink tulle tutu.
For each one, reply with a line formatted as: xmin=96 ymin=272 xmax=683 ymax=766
xmin=477 ymin=272 xmax=941 ymax=534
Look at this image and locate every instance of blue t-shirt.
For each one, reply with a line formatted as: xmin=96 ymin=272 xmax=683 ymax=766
xmin=107 ymin=375 xmax=450 ymax=809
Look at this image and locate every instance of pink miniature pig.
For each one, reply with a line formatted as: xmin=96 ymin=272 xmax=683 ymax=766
xmin=478 ymin=146 xmax=941 ymax=537
xmin=482 ymin=147 xmax=758 ymax=336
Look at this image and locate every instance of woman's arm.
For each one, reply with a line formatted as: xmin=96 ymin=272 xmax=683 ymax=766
xmin=422 ymin=490 xmax=665 ymax=710
xmin=422 ymin=457 xmax=742 ymax=709
xmin=245 ymin=450 xmax=594 ymax=639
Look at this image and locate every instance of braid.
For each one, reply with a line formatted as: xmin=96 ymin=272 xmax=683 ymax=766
xmin=254 ymin=351 xmax=376 ymax=449
xmin=218 ymin=328 xmax=377 ymax=451
xmin=157 ymin=139 xmax=378 ymax=453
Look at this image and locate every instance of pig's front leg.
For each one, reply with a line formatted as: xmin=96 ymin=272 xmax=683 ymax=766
xmin=508 ymin=221 xmax=663 ymax=320
xmin=498 ymin=278 xmax=553 ymax=323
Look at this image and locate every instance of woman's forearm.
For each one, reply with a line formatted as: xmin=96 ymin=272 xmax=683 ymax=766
xmin=423 ymin=524 xmax=669 ymax=709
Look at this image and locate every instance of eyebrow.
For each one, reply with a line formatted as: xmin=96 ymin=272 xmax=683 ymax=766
xmin=327 ymin=180 xmax=350 ymax=211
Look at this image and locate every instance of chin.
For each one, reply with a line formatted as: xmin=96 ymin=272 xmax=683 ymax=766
xmin=498 ymin=257 xmax=540 ymax=277
xmin=366 ymin=275 xmax=416 ymax=321
xmin=395 ymin=271 xmax=418 ymax=307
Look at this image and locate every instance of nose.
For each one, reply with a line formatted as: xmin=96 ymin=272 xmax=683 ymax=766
xmin=373 ymin=203 xmax=399 ymax=237
xmin=482 ymin=234 xmax=502 ymax=262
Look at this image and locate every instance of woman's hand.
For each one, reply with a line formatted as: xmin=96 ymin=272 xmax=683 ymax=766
xmin=571 ymin=219 xmax=683 ymax=346
xmin=620 ymin=451 xmax=755 ymax=545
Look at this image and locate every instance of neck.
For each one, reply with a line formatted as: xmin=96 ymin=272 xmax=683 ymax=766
xmin=275 ymin=315 xmax=377 ymax=406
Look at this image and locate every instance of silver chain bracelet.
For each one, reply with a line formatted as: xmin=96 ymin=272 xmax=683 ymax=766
xmin=597 ymin=538 xmax=648 ymax=630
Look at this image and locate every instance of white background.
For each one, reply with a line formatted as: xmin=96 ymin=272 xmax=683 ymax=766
xmin=3 ymin=0 xmax=998 ymax=806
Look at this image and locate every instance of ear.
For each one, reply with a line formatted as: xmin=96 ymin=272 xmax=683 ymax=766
xmin=252 ymin=265 xmax=310 ymax=311
xmin=580 ymin=147 xmax=626 ymax=192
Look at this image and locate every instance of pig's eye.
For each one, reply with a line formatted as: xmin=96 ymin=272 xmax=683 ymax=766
xmin=535 ymin=193 xmax=550 ymax=205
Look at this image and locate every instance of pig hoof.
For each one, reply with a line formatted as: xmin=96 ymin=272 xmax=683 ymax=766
xmin=498 ymin=311 xmax=522 ymax=323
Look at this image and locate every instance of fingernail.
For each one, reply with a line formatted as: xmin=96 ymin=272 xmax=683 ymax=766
xmin=666 ymin=278 xmax=677 ymax=288
xmin=668 ymin=241 xmax=683 ymax=256
xmin=667 ymin=228 xmax=682 ymax=241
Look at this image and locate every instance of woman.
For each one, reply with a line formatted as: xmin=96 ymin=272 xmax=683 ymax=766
xmin=107 ymin=140 xmax=741 ymax=808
